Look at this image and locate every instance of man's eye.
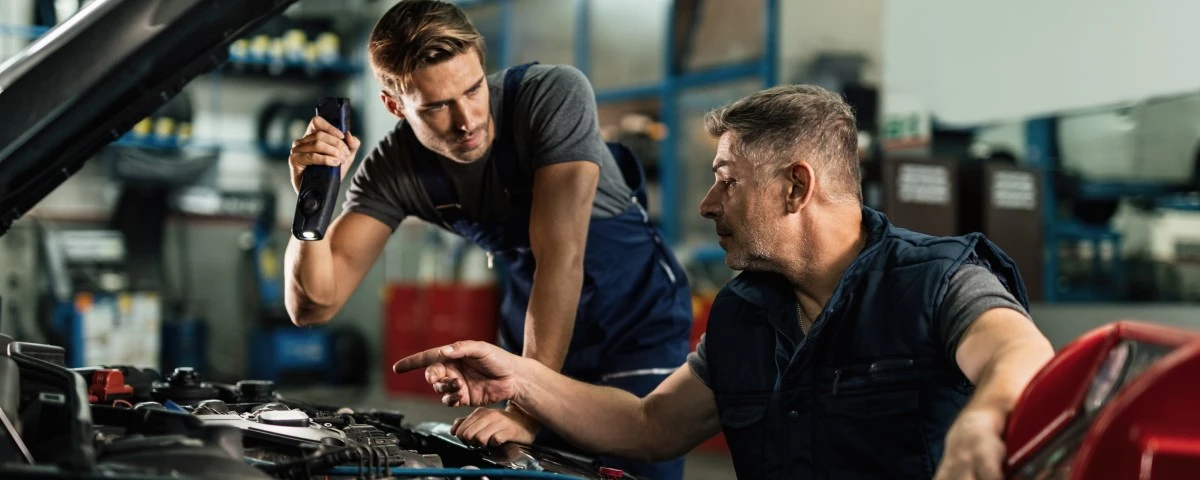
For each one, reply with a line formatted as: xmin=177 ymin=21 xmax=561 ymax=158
xmin=723 ymin=179 xmax=737 ymax=187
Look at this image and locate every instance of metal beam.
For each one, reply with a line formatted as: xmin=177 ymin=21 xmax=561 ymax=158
xmin=573 ymin=0 xmax=589 ymax=76
xmin=762 ymin=0 xmax=778 ymax=87
xmin=1025 ymin=117 xmax=1057 ymax=301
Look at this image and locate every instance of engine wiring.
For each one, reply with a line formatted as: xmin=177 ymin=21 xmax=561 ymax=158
xmin=244 ymin=453 xmax=594 ymax=480
xmin=322 ymin=466 xmax=591 ymax=480
xmin=245 ymin=445 xmax=370 ymax=480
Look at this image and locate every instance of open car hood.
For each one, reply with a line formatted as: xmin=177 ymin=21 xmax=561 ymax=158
xmin=0 ymin=0 xmax=298 ymax=235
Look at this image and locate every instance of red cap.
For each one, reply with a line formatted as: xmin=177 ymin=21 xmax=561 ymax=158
xmin=598 ymin=467 xmax=624 ymax=478
xmin=89 ymin=369 xmax=134 ymax=401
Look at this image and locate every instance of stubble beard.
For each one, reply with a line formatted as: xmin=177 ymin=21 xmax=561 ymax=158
xmin=726 ymin=219 xmax=789 ymax=273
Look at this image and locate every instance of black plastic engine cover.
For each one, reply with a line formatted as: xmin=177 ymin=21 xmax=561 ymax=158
xmin=101 ymin=435 xmax=270 ymax=480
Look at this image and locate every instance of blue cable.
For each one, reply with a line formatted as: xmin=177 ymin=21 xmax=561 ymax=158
xmin=323 ymin=466 xmax=590 ymax=479
xmin=162 ymin=399 xmax=189 ymax=413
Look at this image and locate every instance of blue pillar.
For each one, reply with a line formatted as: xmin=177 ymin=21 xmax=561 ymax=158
xmin=762 ymin=0 xmax=778 ymax=87
xmin=499 ymin=0 xmax=514 ymax=68
xmin=573 ymin=0 xmax=590 ymax=76
xmin=659 ymin=0 xmax=680 ymax=244
xmin=1025 ymin=118 xmax=1056 ymax=302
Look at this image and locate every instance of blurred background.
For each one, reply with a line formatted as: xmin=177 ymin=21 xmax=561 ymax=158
xmin=3 ymin=0 xmax=1200 ymax=477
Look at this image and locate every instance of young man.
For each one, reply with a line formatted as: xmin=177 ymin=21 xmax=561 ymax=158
xmin=283 ymin=1 xmax=691 ymax=478
xmin=393 ymin=84 xmax=1057 ymax=479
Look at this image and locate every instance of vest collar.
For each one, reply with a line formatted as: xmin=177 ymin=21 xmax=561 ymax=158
xmin=725 ymin=206 xmax=892 ymax=312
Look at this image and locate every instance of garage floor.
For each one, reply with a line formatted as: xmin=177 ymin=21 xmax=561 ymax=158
xmin=280 ymin=385 xmax=736 ymax=480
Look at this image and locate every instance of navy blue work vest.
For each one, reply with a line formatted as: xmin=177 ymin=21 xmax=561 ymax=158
xmin=705 ymin=207 xmax=1030 ymax=479
xmin=404 ymin=62 xmax=692 ymax=380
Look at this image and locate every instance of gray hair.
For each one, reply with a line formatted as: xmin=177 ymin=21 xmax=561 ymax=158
xmin=704 ymin=84 xmax=861 ymax=202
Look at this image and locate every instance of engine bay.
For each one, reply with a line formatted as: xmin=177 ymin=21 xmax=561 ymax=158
xmin=0 ymin=334 xmax=634 ymax=479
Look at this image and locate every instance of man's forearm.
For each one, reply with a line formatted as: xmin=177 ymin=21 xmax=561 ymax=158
xmin=520 ymin=256 xmax=583 ymax=372
xmin=514 ymin=359 xmax=666 ymax=461
xmin=284 ymin=236 xmax=339 ymax=326
xmin=964 ymin=339 xmax=1055 ymax=417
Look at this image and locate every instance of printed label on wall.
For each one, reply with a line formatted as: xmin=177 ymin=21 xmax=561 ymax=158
xmin=882 ymin=92 xmax=932 ymax=155
xmin=991 ymin=170 xmax=1037 ymax=210
xmin=897 ymin=163 xmax=951 ymax=205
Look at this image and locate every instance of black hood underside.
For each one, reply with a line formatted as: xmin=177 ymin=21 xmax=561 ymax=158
xmin=0 ymin=0 xmax=299 ymax=235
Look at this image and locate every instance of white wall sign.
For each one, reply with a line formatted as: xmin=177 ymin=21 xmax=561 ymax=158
xmin=991 ymin=170 xmax=1037 ymax=211
xmin=897 ymin=163 xmax=950 ymax=205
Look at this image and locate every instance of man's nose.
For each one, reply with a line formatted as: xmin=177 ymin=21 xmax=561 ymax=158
xmin=451 ymin=102 xmax=475 ymax=132
xmin=699 ymin=186 xmax=721 ymax=219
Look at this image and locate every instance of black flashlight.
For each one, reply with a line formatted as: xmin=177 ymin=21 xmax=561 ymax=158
xmin=292 ymin=97 xmax=350 ymax=241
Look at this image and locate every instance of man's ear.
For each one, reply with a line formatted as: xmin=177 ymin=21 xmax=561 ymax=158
xmin=380 ymin=92 xmax=405 ymax=119
xmin=786 ymin=161 xmax=816 ymax=213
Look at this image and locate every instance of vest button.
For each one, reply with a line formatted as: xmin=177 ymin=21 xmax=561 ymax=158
xmin=787 ymin=410 xmax=799 ymax=420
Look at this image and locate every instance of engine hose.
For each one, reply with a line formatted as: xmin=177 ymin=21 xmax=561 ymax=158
xmin=246 ymin=447 xmax=364 ymax=479
xmin=322 ymin=466 xmax=590 ymax=479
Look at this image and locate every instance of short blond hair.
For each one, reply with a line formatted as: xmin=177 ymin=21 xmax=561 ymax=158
xmin=368 ymin=0 xmax=487 ymax=96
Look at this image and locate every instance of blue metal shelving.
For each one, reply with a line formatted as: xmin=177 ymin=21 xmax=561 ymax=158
xmin=1074 ymin=181 xmax=1179 ymax=200
xmin=1027 ymin=117 xmax=1152 ymax=303
xmin=588 ymin=0 xmax=778 ymax=247
xmin=468 ymin=0 xmax=778 ymax=249
xmin=0 ymin=23 xmax=364 ymax=75
xmin=222 ymin=56 xmax=364 ymax=76
xmin=1025 ymin=118 xmax=1061 ymax=301
xmin=0 ymin=18 xmax=365 ymax=160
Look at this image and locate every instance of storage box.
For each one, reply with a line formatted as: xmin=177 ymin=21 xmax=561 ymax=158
xmin=863 ymin=157 xmax=959 ymax=236
xmin=383 ymin=283 xmax=499 ymax=398
xmin=958 ymin=162 xmax=1045 ymax=301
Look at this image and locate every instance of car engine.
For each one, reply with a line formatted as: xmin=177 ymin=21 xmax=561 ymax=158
xmin=0 ymin=334 xmax=634 ymax=479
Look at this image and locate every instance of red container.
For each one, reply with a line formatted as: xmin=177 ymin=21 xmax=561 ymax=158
xmin=691 ymin=294 xmax=728 ymax=453
xmin=427 ymin=284 xmax=500 ymax=348
xmin=383 ymin=283 xmax=428 ymax=397
xmin=383 ymin=282 xmax=500 ymax=398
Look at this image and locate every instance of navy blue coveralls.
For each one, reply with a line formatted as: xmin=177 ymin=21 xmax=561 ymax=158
xmin=407 ymin=62 xmax=693 ymax=479
xmin=704 ymin=207 xmax=1030 ymax=479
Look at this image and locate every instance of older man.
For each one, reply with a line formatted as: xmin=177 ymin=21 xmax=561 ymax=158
xmin=393 ymin=84 xmax=1055 ymax=480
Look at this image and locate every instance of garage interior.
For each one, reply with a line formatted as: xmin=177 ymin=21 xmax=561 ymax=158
xmin=2 ymin=0 xmax=1200 ymax=479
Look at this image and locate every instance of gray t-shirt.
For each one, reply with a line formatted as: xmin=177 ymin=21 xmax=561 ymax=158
xmin=343 ymin=64 xmax=632 ymax=230
xmin=686 ymin=263 xmax=1031 ymax=387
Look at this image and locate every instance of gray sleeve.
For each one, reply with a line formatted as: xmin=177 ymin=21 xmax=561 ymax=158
xmin=686 ymin=333 xmax=712 ymax=388
xmin=342 ymin=129 xmax=408 ymax=230
xmin=520 ymin=65 xmax=609 ymax=169
xmin=938 ymin=264 xmax=1032 ymax=368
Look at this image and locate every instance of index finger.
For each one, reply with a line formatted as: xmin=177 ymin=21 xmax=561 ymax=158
xmin=393 ymin=345 xmax=454 ymax=374
xmin=305 ymin=115 xmax=345 ymax=139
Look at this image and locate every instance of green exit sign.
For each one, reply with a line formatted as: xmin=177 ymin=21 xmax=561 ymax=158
xmin=885 ymin=113 xmax=924 ymax=140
